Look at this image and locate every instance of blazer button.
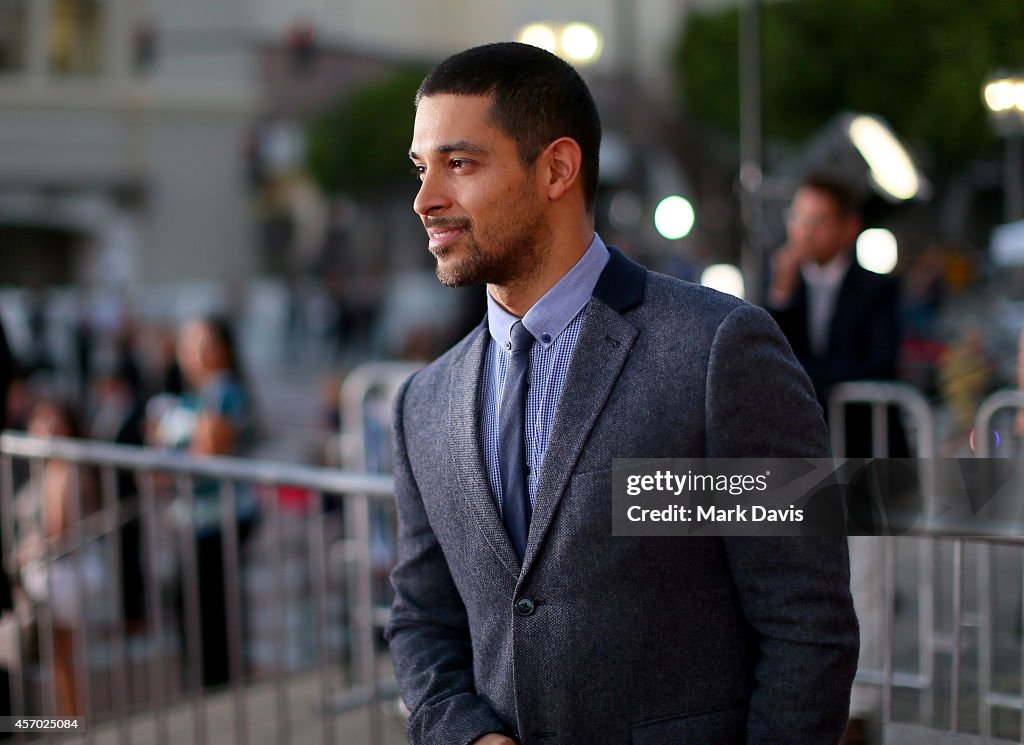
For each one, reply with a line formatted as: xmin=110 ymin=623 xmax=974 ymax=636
xmin=514 ymin=597 xmax=536 ymax=617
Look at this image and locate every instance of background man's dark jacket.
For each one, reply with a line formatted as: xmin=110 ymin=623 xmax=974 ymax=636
xmin=769 ymin=260 xmax=906 ymax=457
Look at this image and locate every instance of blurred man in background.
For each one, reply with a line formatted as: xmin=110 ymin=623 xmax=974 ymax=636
xmin=767 ymin=173 xmax=904 ymax=456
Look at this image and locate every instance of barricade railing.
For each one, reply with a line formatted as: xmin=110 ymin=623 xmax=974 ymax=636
xmin=339 ymin=362 xmax=423 ymax=474
xmin=883 ymin=533 xmax=1024 ymax=745
xmin=828 ymin=381 xmax=938 ymax=460
xmin=11 ymin=377 xmax=1014 ymax=743
xmin=830 ymin=384 xmax=1024 ymax=743
xmin=828 ymin=381 xmax=939 ymax=728
xmin=337 ymin=363 xmax=421 ymax=637
xmin=973 ymin=389 xmax=1024 ymax=740
xmin=336 ymin=361 xmax=421 ymax=732
xmin=975 ymin=390 xmax=1024 ymax=460
xmin=0 ymin=432 xmax=396 ymax=745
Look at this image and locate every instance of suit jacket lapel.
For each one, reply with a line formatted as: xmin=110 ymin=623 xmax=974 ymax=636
xmin=826 ymin=262 xmax=860 ymax=356
xmin=448 ymin=324 xmax=522 ymax=578
xmin=521 ymin=248 xmax=644 ymax=575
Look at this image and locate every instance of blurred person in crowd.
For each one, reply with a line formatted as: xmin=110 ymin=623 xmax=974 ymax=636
xmin=76 ymin=289 xmax=140 ymax=414
xmin=899 ymin=247 xmax=947 ymax=397
xmin=3 ymin=376 xmax=33 ymax=436
xmin=767 ymin=173 xmax=906 ymax=457
xmin=87 ymin=307 xmax=145 ymax=445
xmin=387 ymin=42 xmax=856 ymax=745
xmin=768 ymin=174 xmax=905 ymax=744
xmin=88 ymin=358 xmax=145 ymax=445
xmin=148 ymin=317 xmax=256 ymax=455
xmin=146 ymin=316 xmax=259 ymax=687
xmin=14 ymin=400 xmax=103 ymax=717
xmin=938 ymin=324 xmax=993 ymax=444
xmin=87 ymin=356 xmax=149 ymax=632
xmin=331 ymin=265 xmax=385 ymax=360
xmin=141 ymin=324 xmax=185 ymax=400
xmin=24 ymin=286 xmax=53 ymax=375
xmin=901 ymin=246 xmax=945 ymax=343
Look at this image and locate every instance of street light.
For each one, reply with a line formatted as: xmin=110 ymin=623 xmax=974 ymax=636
xmin=847 ymin=115 xmax=920 ymax=201
xmin=518 ymin=24 xmax=559 ymax=55
xmin=856 ymin=228 xmax=899 ymax=275
xmin=516 ymin=22 xmax=603 ymax=65
xmin=982 ymin=72 xmax=1024 ymax=222
xmin=653 ymin=195 xmax=695 ymax=240
xmin=983 ymin=74 xmax=1024 ymax=128
xmin=701 ymin=264 xmax=745 ymax=300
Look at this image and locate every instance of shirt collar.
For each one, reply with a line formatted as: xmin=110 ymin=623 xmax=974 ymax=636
xmin=802 ymin=250 xmax=852 ymax=289
xmin=487 ymin=233 xmax=610 ymax=350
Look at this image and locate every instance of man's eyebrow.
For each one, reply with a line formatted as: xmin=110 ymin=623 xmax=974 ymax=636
xmin=408 ymin=141 xmax=490 ymax=160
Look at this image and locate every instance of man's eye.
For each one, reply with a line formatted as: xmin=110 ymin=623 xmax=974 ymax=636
xmin=411 ymin=165 xmax=426 ymax=180
xmin=450 ymin=159 xmax=468 ymax=170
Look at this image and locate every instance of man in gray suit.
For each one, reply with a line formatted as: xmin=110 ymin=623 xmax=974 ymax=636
xmin=387 ymin=42 xmax=858 ymax=745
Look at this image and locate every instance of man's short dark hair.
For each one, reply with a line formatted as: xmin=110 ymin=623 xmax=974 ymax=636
xmin=417 ymin=42 xmax=602 ymax=213
xmin=798 ymin=173 xmax=860 ymax=217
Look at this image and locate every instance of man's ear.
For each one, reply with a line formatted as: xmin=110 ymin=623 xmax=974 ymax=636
xmin=540 ymin=137 xmax=583 ymax=203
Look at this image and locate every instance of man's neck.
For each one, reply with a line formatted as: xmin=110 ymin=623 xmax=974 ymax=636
xmin=488 ymin=220 xmax=595 ymax=317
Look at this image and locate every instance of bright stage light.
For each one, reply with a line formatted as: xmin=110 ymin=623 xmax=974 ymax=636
xmin=654 ymin=195 xmax=695 ymax=240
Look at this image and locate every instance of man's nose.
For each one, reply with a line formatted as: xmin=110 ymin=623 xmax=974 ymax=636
xmin=414 ymin=170 xmax=450 ymax=217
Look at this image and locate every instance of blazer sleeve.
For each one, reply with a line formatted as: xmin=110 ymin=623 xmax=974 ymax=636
xmin=705 ymin=304 xmax=860 ymax=744
xmin=385 ymin=376 xmax=516 ymax=745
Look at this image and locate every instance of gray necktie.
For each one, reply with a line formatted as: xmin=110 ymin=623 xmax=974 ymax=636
xmin=499 ymin=321 xmax=533 ymax=560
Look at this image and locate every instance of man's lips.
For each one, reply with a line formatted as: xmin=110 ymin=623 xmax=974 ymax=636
xmin=426 ymin=223 xmax=469 ymax=250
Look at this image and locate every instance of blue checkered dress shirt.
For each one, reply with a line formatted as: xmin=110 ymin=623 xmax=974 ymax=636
xmin=482 ymin=234 xmax=610 ymax=513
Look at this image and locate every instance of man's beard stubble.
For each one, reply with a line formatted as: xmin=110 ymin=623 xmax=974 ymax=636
xmin=427 ymin=209 xmax=550 ymax=290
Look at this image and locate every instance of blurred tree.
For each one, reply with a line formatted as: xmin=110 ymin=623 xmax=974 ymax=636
xmin=305 ymin=68 xmax=428 ymax=198
xmin=674 ymin=0 xmax=1024 ymax=166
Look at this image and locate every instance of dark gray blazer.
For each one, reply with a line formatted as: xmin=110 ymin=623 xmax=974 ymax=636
xmin=387 ymin=249 xmax=858 ymax=745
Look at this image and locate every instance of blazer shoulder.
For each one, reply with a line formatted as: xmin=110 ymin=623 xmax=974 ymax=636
xmin=636 ymin=270 xmax=756 ymax=333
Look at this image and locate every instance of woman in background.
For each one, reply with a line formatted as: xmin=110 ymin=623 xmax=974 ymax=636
xmin=15 ymin=400 xmax=101 ymax=716
xmin=148 ymin=316 xmax=259 ymax=687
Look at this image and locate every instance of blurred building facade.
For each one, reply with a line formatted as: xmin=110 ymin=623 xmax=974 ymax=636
xmin=0 ymin=0 xmax=709 ymax=288
xmin=251 ymin=0 xmax=688 ymax=95
xmin=0 ymin=0 xmax=257 ymax=286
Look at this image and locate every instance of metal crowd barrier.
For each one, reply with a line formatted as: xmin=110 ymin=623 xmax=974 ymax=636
xmin=975 ymin=390 xmax=1024 ymax=459
xmin=7 ymin=376 xmax=1017 ymax=744
xmin=828 ymin=380 xmax=938 ymax=461
xmin=0 ymin=432 xmax=396 ymax=745
xmin=337 ymin=362 xmax=422 ymax=639
xmin=829 ymin=381 xmax=939 ymax=729
xmin=973 ymin=389 xmax=1024 ymax=741
xmin=883 ymin=533 xmax=1024 ymax=745
xmin=830 ymin=384 xmax=1024 ymax=743
xmin=338 ymin=362 xmax=423 ymax=474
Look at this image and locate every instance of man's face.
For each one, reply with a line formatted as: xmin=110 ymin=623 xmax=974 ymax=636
xmin=786 ymin=187 xmax=859 ymax=266
xmin=409 ymin=94 xmax=550 ymax=288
